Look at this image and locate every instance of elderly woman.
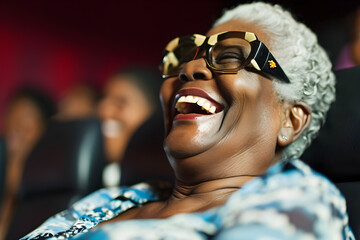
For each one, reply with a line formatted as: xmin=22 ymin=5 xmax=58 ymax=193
xmin=21 ymin=2 xmax=354 ymax=240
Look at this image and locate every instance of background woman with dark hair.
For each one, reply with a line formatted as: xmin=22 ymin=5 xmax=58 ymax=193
xmin=98 ymin=66 xmax=172 ymax=187
xmin=0 ymin=88 xmax=56 ymax=240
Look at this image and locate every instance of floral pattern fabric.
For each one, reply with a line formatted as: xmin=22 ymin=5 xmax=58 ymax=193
xmin=21 ymin=159 xmax=355 ymax=240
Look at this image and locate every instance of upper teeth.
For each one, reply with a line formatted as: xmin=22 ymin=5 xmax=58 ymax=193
xmin=176 ymin=95 xmax=217 ymax=114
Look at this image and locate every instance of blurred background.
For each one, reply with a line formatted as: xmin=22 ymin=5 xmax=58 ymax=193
xmin=0 ymin=0 xmax=360 ymax=239
xmin=0 ymin=0 xmax=359 ymax=130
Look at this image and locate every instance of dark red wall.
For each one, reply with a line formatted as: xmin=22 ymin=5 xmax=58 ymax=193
xmin=0 ymin=0 xmax=225 ymax=131
xmin=1 ymin=0 xmax=359 ymax=131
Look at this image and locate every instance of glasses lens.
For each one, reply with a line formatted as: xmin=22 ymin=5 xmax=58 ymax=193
xmin=163 ymin=40 xmax=198 ymax=77
xmin=211 ymin=38 xmax=251 ymax=71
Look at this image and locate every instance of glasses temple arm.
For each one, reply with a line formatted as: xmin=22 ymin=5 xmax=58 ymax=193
xmin=252 ymin=42 xmax=290 ymax=83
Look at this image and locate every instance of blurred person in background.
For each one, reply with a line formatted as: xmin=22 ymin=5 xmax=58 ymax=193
xmin=335 ymin=6 xmax=360 ymax=70
xmin=0 ymin=88 xmax=56 ymax=240
xmin=56 ymin=84 xmax=99 ymax=120
xmin=98 ymin=66 xmax=171 ymax=187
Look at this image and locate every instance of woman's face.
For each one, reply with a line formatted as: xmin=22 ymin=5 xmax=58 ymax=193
xmin=5 ymin=97 xmax=45 ymax=156
xmin=98 ymin=77 xmax=151 ymax=138
xmin=160 ymin=20 xmax=285 ymax=178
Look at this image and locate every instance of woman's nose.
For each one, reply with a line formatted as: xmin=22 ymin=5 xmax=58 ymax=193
xmin=98 ymin=99 xmax=117 ymax=119
xmin=178 ymin=58 xmax=213 ymax=82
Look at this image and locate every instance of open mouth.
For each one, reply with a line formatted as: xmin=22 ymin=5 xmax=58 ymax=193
xmin=176 ymin=95 xmax=221 ymax=114
xmin=174 ymin=89 xmax=224 ymax=117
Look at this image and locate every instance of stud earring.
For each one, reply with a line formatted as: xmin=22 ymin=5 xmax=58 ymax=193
xmin=281 ymin=135 xmax=288 ymax=141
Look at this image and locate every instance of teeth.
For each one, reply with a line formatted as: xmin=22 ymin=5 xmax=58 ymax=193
xmin=185 ymin=95 xmax=193 ymax=102
xmin=175 ymin=95 xmax=219 ymax=114
xmin=178 ymin=96 xmax=186 ymax=102
xmin=203 ymin=102 xmax=210 ymax=111
xmin=197 ymin=98 xmax=205 ymax=106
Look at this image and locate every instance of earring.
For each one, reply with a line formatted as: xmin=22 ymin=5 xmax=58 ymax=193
xmin=281 ymin=135 xmax=288 ymax=141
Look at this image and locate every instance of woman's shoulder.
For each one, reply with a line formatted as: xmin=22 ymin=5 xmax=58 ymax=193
xmin=246 ymin=158 xmax=340 ymax=191
xmin=20 ymin=182 xmax=167 ymax=240
xmin=226 ymin=158 xmax=345 ymax=208
xmin=216 ymin=158 xmax=354 ymax=239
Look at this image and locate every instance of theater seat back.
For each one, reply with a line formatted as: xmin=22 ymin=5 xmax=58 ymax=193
xmin=302 ymin=66 xmax=360 ymax=238
xmin=7 ymin=118 xmax=106 ymax=240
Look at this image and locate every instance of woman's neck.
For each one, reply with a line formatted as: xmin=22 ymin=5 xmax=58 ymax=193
xmin=161 ymin=175 xmax=255 ymax=214
xmin=104 ymin=133 xmax=132 ymax=163
xmin=106 ymin=167 xmax=260 ymax=221
xmin=163 ymin=152 xmax=279 ymax=213
xmin=172 ymin=175 xmax=254 ymax=199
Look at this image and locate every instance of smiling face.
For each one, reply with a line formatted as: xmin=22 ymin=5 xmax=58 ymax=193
xmin=5 ymin=97 xmax=45 ymax=157
xmin=160 ymin=20 xmax=287 ymax=182
xmin=98 ymin=76 xmax=152 ymax=138
xmin=98 ymin=76 xmax=153 ymax=162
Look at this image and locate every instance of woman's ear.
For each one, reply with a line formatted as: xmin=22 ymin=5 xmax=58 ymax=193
xmin=277 ymin=102 xmax=311 ymax=147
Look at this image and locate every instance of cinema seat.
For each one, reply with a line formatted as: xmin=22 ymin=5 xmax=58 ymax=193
xmin=302 ymin=66 xmax=360 ymax=238
xmin=7 ymin=118 xmax=106 ymax=240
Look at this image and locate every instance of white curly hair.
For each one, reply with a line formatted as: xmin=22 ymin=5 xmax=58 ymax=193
xmin=214 ymin=2 xmax=336 ymax=160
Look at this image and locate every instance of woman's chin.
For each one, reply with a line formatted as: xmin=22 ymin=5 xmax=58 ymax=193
xmin=164 ymin=133 xmax=214 ymax=161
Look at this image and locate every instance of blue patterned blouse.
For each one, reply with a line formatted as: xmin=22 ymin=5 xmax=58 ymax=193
xmin=21 ymin=159 xmax=355 ymax=240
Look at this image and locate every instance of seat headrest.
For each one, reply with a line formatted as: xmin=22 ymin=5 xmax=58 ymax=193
xmin=302 ymin=66 xmax=360 ymax=182
xmin=19 ymin=118 xmax=106 ymax=199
